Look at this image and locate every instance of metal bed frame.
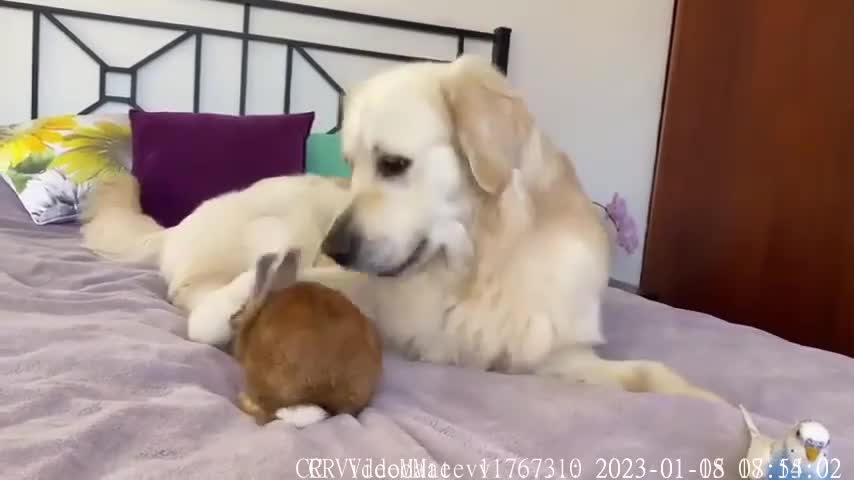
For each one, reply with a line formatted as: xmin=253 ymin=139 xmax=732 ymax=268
xmin=0 ymin=0 xmax=511 ymax=133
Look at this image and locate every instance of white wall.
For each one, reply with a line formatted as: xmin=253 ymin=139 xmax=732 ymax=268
xmin=0 ymin=0 xmax=675 ymax=285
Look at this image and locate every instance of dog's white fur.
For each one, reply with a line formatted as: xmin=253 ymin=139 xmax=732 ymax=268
xmin=82 ymin=174 xmax=351 ymax=345
xmin=82 ymin=55 xmax=723 ymax=403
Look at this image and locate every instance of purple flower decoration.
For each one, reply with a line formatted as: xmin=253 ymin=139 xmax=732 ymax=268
xmin=595 ymin=193 xmax=640 ymax=255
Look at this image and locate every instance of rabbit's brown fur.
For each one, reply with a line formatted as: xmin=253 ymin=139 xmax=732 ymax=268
xmin=232 ymin=280 xmax=382 ymax=426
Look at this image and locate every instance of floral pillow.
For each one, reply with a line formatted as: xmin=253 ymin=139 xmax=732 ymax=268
xmin=0 ymin=113 xmax=131 ymax=225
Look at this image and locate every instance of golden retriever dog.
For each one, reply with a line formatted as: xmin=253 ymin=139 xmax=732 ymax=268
xmin=307 ymin=55 xmax=722 ymax=402
xmin=82 ymin=54 xmax=722 ymax=402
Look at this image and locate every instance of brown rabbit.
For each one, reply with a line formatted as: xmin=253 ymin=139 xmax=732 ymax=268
xmin=229 ymin=250 xmax=382 ymax=427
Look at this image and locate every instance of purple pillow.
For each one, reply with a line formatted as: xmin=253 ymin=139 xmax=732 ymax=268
xmin=130 ymin=110 xmax=314 ymax=228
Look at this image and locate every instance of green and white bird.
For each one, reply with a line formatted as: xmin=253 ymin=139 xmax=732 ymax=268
xmin=740 ymin=405 xmax=832 ymax=479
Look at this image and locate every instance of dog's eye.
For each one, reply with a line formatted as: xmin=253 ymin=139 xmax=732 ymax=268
xmin=376 ymin=154 xmax=411 ymax=178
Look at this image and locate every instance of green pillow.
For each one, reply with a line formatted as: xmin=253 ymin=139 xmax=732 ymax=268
xmin=305 ymin=133 xmax=350 ymax=177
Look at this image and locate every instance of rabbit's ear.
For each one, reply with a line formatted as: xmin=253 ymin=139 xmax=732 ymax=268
xmin=232 ymin=249 xmax=302 ymax=331
xmin=251 ymin=253 xmax=279 ymax=300
xmin=270 ymin=249 xmax=300 ymax=291
xmin=230 ymin=256 xmax=280 ymax=332
xmin=251 ymin=249 xmax=300 ymax=301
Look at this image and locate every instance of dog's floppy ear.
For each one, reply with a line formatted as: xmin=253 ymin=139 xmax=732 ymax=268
xmin=442 ymin=55 xmax=534 ymax=195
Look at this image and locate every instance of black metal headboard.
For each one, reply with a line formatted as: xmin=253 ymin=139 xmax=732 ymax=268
xmin=0 ymin=0 xmax=511 ymax=133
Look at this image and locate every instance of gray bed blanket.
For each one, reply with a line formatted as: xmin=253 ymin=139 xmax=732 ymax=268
xmin=0 ymin=184 xmax=851 ymax=480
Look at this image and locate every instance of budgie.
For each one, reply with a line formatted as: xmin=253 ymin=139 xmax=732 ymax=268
xmin=740 ymin=405 xmax=832 ymax=479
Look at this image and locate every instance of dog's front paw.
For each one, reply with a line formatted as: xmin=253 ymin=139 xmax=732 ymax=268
xmin=187 ymin=290 xmax=245 ymax=345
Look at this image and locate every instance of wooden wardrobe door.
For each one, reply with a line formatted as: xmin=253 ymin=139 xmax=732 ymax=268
xmin=641 ymin=0 xmax=854 ymax=357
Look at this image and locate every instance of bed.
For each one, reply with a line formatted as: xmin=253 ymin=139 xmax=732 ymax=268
xmin=0 ymin=1 xmax=852 ymax=479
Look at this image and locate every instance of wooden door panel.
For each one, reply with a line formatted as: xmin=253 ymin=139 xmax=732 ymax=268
xmin=641 ymin=0 xmax=854 ymax=356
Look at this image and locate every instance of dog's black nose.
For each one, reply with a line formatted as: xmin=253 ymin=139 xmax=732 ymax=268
xmin=322 ymin=211 xmax=359 ymax=267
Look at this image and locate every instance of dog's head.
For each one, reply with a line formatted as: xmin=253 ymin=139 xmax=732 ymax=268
xmin=321 ymin=55 xmax=534 ymax=276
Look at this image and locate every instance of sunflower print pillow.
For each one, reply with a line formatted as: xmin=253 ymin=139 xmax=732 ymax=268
xmin=0 ymin=113 xmax=131 ymax=225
